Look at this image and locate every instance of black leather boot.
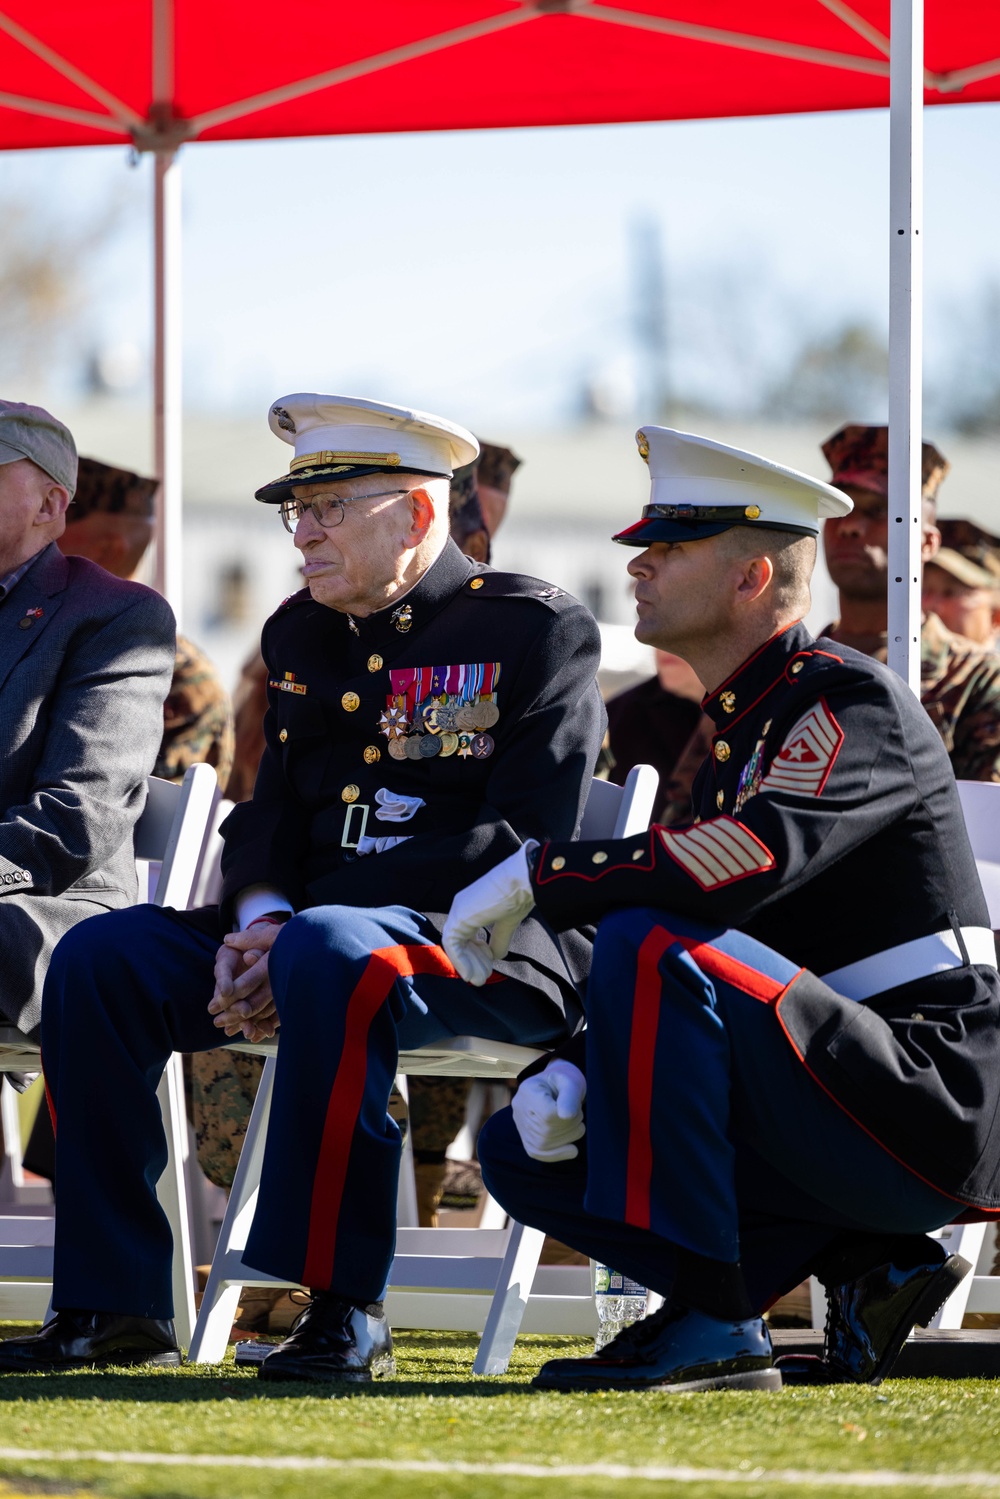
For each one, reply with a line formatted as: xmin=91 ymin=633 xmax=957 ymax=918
xmin=0 ymin=1310 xmax=180 ymax=1372
xmin=258 ymin=1292 xmax=395 ymax=1383
xmin=533 ymin=1302 xmax=781 ymax=1393
xmin=776 ymin=1236 xmax=971 ymax=1386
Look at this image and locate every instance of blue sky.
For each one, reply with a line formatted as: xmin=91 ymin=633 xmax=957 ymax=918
xmin=2 ymin=98 xmax=999 ymax=428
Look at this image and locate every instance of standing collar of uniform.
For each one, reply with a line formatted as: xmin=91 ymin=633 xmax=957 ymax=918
xmin=344 ymin=538 xmax=475 ymax=645
xmin=701 ymin=619 xmax=814 ymax=730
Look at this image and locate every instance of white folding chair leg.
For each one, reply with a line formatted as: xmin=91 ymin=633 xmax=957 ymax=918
xmin=394 ymin=1075 xmax=419 ymax=1229
xmin=187 ymin=1055 xmax=285 ymax=1363
xmin=927 ymin=1222 xmax=989 ymax=1329
xmin=809 ymin=1275 xmax=828 ymax=1331
xmin=472 ymin=1220 xmax=546 ymax=1375
xmin=155 ymin=1054 xmax=196 ymax=1349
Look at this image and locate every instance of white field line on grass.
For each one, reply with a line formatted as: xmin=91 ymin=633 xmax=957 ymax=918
xmin=0 ymin=1451 xmax=999 ymax=1488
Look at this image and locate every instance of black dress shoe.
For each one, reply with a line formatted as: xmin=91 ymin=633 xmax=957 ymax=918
xmin=0 ymin=1310 xmax=180 ymax=1372
xmin=533 ymin=1302 xmax=782 ymax=1393
xmin=776 ymin=1238 xmax=972 ymax=1386
xmin=258 ymin=1292 xmax=395 ymax=1384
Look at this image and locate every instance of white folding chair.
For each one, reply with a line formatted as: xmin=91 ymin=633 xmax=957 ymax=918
xmin=187 ymin=764 xmax=660 ymax=1370
xmin=0 ymin=762 xmax=219 ymax=1344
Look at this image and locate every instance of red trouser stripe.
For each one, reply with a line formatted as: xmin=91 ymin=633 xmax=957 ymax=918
xmin=623 ymin=927 xmax=796 ymax=1230
xmin=302 ymin=942 xmax=458 ymax=1290
xmin=624 ymin=926 xmax=675 ymax=1229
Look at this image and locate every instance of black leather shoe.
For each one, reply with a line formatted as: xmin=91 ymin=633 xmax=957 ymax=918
xmin=0 ymin=1310 xmax=180 ymax=1372
xmin=533 ymin=1302 xmax=781 ymax=1393
xmin=258 ymin=1292 xmax=395 ymax=1384
xmin=776 ymin=1238 xmax=972 ymax=1386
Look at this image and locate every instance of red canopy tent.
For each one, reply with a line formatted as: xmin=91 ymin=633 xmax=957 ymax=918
xmin=2 ymin=0 xmax=999 ymax=676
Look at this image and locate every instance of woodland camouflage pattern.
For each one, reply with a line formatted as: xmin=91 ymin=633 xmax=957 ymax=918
xmin=154 ymin=633 xmax=235 ymax=789
xmin=920 ymin=612 xmax=1000 ymax=782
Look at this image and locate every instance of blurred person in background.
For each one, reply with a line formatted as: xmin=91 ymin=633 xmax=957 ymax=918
xmin=922 ymin=519 xmax=1000 ymax=651
xmin=474 ymin=441 xmax=521 ymax=539
xmin=821 ymin=424 xmax=1000 ymax=783
xmin=0 ymin=402 xmax=174 ymax=1056
xmin=606 ymin=650 xmax=706 ymax=824
xmin=58 ymin=458 xmax=234 ymax=790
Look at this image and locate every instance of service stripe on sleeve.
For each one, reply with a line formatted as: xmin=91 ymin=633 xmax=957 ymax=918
xmin=658 ymin=817 xmax=775 ymax=891
xmin=760 ymin=697 xmax=844 ymax=796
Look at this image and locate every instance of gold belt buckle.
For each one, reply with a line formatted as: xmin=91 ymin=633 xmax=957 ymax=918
xmin=342 ymin=802 xmax=370 ymax=850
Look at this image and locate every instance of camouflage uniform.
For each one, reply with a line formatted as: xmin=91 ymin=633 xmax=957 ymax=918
xmin=154 ymin=633 xmax=235 ymax=791
xmin=824 ymin=615 xmax=1000 ymax=783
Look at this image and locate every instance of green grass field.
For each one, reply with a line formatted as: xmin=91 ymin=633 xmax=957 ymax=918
xmin=2 ymin=1327 xmax=1000 ymax=1499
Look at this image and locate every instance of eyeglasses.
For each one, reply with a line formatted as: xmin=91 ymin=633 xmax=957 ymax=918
xmin=279 ymin=489 xmax=409 ymax=534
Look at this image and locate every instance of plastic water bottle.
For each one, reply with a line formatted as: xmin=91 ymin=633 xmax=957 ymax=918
xmin=594 ymin=1264 xmax=647 ymax=1350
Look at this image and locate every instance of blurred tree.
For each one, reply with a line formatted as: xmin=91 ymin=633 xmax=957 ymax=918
xmin=935 ymin=283 xmax=1000 ymax=435
xmin=766 ymin=321 xmax=888 ymax=422
xmin=0 ymin=194 xmax=123 ymax=385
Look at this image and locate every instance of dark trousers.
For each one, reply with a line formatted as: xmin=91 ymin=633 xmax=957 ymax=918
xmin=479 ymin=908 xmax=957 ymax=1312
xmin=41 ymin=902 xmax=565 ymax=1318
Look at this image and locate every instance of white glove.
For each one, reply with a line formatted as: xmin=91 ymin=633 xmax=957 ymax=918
xmin=511 ymin=1061 xmax=587 ymax=1162
xmin=374 ymin=787 xmax=425 ymax=822
xmin=442 ymin=842 xmax=538 ymax=987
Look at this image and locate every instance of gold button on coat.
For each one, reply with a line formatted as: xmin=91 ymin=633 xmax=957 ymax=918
xmin=470 ymin=578 xmax=484 ymax=590
xmin=278 ymin=729 xmax=288 ymax=743
xmin=715 ymin=740 xmax=731 ymax=763
xmin=342 ymin=691 xmax=360 ymax=712
xmin=592 ymin=850 xmax=608 ymax=864
xmin=367 ymin=654 xmax=383 ymax=673
xmin=363 ymin=745 xmax=381 ymax=764
xmin=551 ymin=856 xmax=566 ymax=870
xmin=341 ymin=784 xmax=360 ymax=803
xmin=790 ymin=660 xmax=804 ymax=674
xmin=716 ymin=790 xmax=725 ymax=809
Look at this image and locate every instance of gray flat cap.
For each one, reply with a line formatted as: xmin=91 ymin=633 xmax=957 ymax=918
xmin=0 ymin=399 xmax=78 ymax=498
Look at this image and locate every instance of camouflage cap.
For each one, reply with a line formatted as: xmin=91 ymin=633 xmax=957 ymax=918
xmin=475 ymin=440 xmax=522 ymax=494
xmin=0 ymin=399 xmax=77 ymax=497
xmin=69 ymin=457 xmax=159 ymax=521
xmin=449 ymin=461 xmax=489 ymax=540
xmin=821 ymin=424 xmax=949 ymax=502
xmin=931 ymin=518 xmax=1000 ymax=591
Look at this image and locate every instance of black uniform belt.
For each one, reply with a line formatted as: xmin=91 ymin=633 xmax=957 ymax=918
xmin=820 ymin=927 xmax=996 ymax=1002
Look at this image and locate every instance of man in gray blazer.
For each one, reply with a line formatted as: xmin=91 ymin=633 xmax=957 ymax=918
xmin=0 ymin=401 xmax=176 ymax=1045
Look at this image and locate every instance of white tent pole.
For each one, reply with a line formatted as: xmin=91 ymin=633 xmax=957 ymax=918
xmin=153 ymin=145 xmax=183 ymax=622
xmin=887 ymin=0 xmax=924 ymax=692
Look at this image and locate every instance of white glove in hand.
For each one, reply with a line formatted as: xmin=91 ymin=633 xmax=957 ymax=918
xmin=442 ymin=842 xmax=538 ymax=987
xmin=511 ymin=1060 xmax=587 ymax=1162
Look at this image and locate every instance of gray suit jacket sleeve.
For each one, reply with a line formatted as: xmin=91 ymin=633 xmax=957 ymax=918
xmin=0 ymin=556 xmax=176 ymax=897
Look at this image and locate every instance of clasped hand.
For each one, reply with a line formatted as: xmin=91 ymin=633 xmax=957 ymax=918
xmin=208 ymin=923 xmax=282 ymax=1042
xmin=511 ymin=1061 xmax=587 ymax=1161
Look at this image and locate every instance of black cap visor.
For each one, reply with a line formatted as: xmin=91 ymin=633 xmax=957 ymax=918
xmin=255 ymin=463 xmax=447 ymax=504
xmin=613 ymin=505 xmax=817 ymax=547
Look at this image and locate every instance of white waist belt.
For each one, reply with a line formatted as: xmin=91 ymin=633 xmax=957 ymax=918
xmin=820 ymin=927 xmax=997 ymax=1003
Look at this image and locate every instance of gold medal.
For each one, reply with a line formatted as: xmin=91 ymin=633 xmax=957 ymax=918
xmin=388 ymin=737 xmax=408 ymax=760
xmin=454 ymin=704 xmax=478 ymax=731
xmin=438 ymin=732 xmax=459 ymax=757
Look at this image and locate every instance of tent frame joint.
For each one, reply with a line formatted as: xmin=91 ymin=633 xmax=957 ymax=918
xmin=131 ymin=104 xmax=191 ymax=154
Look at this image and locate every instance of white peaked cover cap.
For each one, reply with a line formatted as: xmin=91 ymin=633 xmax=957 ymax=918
xmin=256 ymin=393 xmax=479 ymax=503
xmin=613 ymin=426 xmax=853 ymax=546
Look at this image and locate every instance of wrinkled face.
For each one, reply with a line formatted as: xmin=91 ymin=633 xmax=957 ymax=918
xmin=289 ymin=476 xmax=420 ymax=613
xmin=0 ymin=457 xmax=68 ymax=572
xmin=627 ymin=534 xmax=740 ymax=657
xmin=922 ymin=563 xmax=998 ymax=645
